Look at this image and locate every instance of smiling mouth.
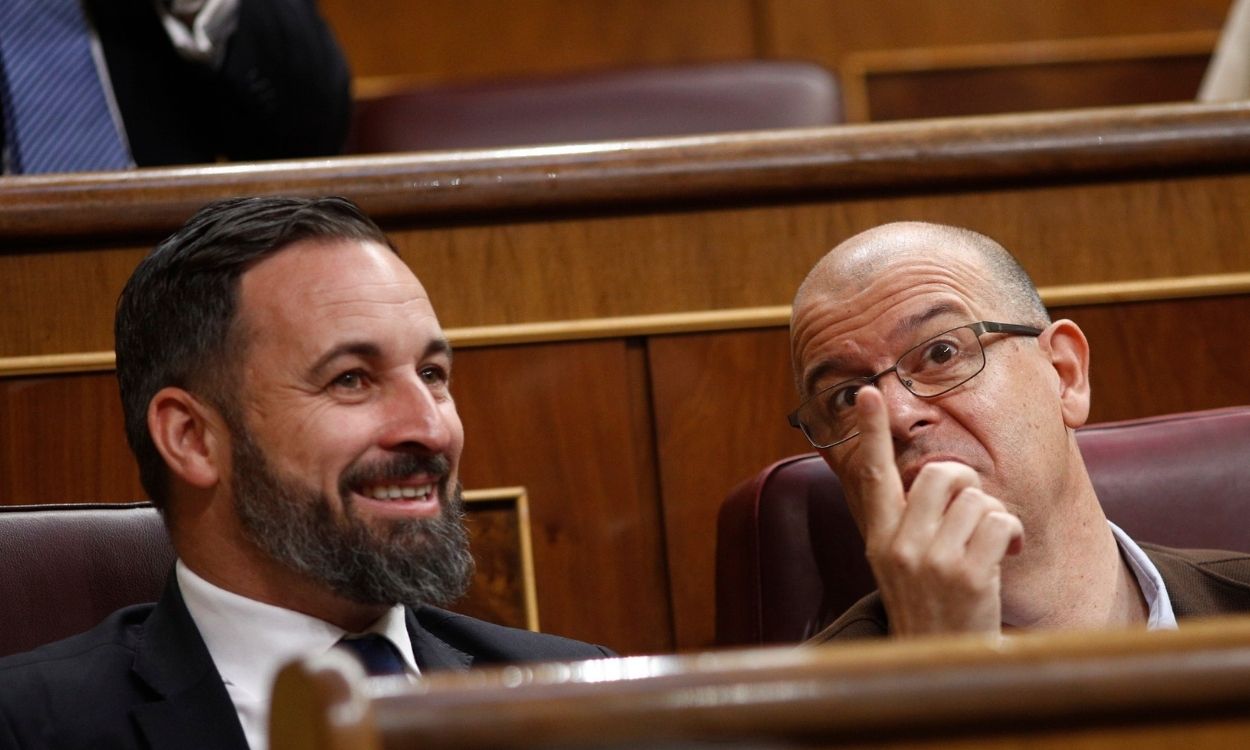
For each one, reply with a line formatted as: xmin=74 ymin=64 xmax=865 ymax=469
xmin=360 ymin=482 xmax=437 ymax=501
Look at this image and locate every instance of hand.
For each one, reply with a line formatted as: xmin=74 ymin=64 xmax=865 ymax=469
xmin=848 ymin=386 xmax=1024 ymax=637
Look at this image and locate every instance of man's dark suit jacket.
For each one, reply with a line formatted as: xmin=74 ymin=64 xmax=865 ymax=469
xmin=0 ymin=577 xmax=612 ymax=749
xmin=0 ymin=0 xmax=351 ymax=169
xmin=808 ymin=544 xmax=1250 ymax=641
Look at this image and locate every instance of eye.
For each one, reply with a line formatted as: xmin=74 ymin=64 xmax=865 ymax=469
xmin=822 ymin=382 xmax=861 ymax=415
xmin=920 ymin=339 xmax=960 ymax=367
xmin=329 ymin=369 xmax=370 ymax=391
xmin=419 ymin=364 xmax=450 ymax=387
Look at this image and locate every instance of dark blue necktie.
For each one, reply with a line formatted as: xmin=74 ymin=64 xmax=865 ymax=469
xmin=337 ymin=633 xmax=409 ymax=677
xmin=0 ymin=0 xmax=132 ymax=174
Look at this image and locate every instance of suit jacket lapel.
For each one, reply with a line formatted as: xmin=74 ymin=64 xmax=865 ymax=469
xmin=129 ymin=575 xmax=250 ymax=750
xmin=406 ymin=607 xmax=473 ymax=672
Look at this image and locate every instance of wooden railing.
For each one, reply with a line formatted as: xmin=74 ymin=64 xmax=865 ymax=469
xmin=271 ymin=616 xmax=1250 ymax=749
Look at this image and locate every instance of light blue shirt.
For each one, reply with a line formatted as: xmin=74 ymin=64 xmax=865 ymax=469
xmin=1109 ymin=521 xmax=1178 ymax=630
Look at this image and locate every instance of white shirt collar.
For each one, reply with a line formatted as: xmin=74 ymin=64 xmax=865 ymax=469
xmin=1108 ymin=521 xmax=1178 ymax=630
xmin=176 ymin=560 xmax=419 ymax=750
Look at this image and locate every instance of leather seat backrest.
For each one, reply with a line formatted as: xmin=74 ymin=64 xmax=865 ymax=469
xmin=0 ymin=502 xmax=172 ymax=657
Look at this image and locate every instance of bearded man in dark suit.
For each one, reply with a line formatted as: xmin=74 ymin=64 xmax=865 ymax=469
xmin=0 ymin=197 xmax=610 ymax=750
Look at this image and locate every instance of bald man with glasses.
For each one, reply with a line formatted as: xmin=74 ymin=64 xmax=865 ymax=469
xmin=788 ymin=222 xmax=1250 ymax=641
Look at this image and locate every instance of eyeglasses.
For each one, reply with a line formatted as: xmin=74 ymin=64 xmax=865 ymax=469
xmin=788 ymin=321 xmax=1043 ymax=449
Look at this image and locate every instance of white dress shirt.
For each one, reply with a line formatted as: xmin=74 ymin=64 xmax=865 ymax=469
xmin=176 ymin=561 xmax=420 ymax=750
xmin=1110 ymin=521 xmax=1178 ymax=630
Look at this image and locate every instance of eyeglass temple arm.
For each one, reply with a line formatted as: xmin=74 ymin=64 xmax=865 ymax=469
xmin=981 ymin=321 xmax=1044 ymax=336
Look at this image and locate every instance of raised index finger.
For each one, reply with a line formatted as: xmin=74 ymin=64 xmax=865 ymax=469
xmin=851 ymin=385 xmax=906 ymax=536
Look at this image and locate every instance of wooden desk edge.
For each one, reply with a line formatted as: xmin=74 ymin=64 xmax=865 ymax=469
xmin=3 ymin=100 xmax=1250 ymax=243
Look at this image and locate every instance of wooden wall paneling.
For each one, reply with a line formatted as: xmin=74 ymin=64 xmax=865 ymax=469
xmin=648 ymin=328 xmax=811 ymax=651
xmin=7 ymin=102 xmax=1250 ymax=364
xmin=859 ymin=55 xmax=1210 ymax=122
xmin=0 ymin=372 xmax=143 ymax=504
xmin=319 ymin=0 xmax=758 ymax=84
xmin=0 ymin=243 xmax=148 ymax=359
xmin=11 ymin=169 xmax=1250 ymax=361
xmin=449 ymin=340 xmax=672 ymax=655
xmin=1053 ymin=294 xmax=1250 ymax=423
xmin=758 ymin=0 xmax=1232 ymax=69
xmin=397 ymin=173 xmax=1250 ymax=330
xmin=841 ymin=33 xmax=1214 ymax=122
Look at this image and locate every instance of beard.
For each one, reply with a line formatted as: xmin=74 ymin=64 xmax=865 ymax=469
xmin=229 ymin=427 xmax=474 ymax=609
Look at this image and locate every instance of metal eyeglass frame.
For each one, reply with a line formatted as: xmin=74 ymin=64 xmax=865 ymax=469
xmin=787 ymin=320 xmax=1044 ymax=449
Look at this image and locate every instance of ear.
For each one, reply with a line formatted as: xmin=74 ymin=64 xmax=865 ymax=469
xmin=1038 ymin=319 xmax=1091 ymax=429
xmin=148 ymin=387 xmax=227 ymax=491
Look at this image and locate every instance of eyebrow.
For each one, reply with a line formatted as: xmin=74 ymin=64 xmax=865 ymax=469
xmin=307 ymin=337 xmax=453 ymax=380
xmin=801 ymin=301 xmax=966 ymax=397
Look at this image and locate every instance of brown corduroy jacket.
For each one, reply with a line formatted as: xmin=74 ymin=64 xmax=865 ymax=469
xmin=807 ymin=543 xmax=1250 ymax=642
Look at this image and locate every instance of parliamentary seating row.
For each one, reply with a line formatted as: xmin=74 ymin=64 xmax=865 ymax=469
xmin=3 ymin=101 xmax=1250 ymax=654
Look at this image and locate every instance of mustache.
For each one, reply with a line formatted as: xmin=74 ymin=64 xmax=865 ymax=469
xmin=339 ymin=453 xmax=451 ymax=494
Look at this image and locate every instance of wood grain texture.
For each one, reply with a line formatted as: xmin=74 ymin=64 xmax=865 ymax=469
xmin=273 ymin=617 xmax=1250 ymax=750
xmin=6 ymin=170 xmax=1250 ymax=359
xmin=4 ymin=101 xmax=1250 ymax=243
xmin=861 ymin=54 xmax=1210 ymax=122
xmin=1054 ymin=295 xmax=1250 ymax=423
xmin=319 ymin=0 xmax=757 ymax=83
xmin=7 ymin=103 xmax=1250 ymax=362
xmin=759 ymin=0 xmax=1232 ymax=65
xmin=0 ymin=373 xmax=143 ymax=503
xmin=648 ymin=329 xmax=812 ymax=651
xmin=450 ymin=341 xmax=672 ymax=654
xmin=458 ymin=495 xmax=530 ymax=632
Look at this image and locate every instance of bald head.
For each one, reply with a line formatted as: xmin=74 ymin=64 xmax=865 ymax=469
xmin=796 ymin=222 xmax=1045 ymax=319
xmin=790 ymin=222 xmax=1050 ymax=392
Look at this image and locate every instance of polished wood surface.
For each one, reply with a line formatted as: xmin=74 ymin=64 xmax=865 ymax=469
xmin=759 ymin=0 xmax=1231 ymax=67
xmin=271 ymin=616 xmax=1250 ymax=750
xmin=458 ymin=489 xmax=539 ymax=632
xmin=5 ymin=102 xmax=1250 ymax=363
xmin=319 ymin=0 xmax=1232 ymax=87
xmin=320 ymin=0 xmax=756 ymax=83
xmin=5 ymin=101 xmax=1250 ymax=245
xmin=0 ymin=373 xmax=143 ymax=503
xmin=451 ymin=342 xmax=672 ymax=654
xmin=844 ymin=33 xmax=1213 ymax=122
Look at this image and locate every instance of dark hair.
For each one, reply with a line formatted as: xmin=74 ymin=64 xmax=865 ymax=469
xmin=114 ymin=196 xmax=395 ymax=509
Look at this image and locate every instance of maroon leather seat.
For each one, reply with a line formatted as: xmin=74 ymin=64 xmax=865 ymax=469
xmin=0 ymin=502 xmax=172 ymax=658
xmin=716 ymin=406 xmax=1250 ymax=647
xmin=348 ymin=61 xmax=842 ymax=153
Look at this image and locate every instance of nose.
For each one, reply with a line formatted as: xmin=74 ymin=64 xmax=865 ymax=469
xmin=379 ymin=375 xmax=456 ymax=453
xmin=876 ymin=370 xmax=940 ymax=441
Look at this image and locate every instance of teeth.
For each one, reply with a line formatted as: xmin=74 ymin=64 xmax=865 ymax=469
xmin=365 ymin=484 xmax=434 ymax=501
